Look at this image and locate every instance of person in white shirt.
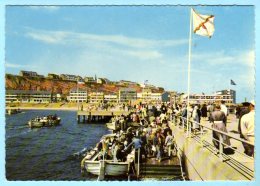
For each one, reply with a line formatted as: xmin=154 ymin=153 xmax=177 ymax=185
xmin=220 ymin=100 xmax=228 ymax=126
xmin=240 ymin=100 xmax=255 ymax=157
xmin=165 ymin=131 xmax=174 ymax=157
xmin=220 ymin=100 xmax=228 ymax=116
xmin=192 ymin=105 xmax=200 ymax=130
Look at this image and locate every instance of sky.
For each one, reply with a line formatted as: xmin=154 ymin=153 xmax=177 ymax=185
xmin=5 ymin=5 xmax=255 ymax=103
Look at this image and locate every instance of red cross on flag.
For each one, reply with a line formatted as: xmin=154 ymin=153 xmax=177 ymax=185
xmin=192 ymin=8 xmax=215 ymax=38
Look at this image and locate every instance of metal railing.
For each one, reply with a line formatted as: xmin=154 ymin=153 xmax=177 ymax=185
xmin=172 ymin=114 xmax=254 ymax=179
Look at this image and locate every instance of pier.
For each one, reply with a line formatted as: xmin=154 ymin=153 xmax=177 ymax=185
xmin=76 ymin=110 xmax=131 ymax=123
xmin=170 ymin=114 xmax=254 ymax=180
xmin=80 ymin=108 xmax=254 ymax=181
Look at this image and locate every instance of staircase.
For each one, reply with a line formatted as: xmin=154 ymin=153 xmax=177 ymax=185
xmin=139 ymin=157 xmax=185 ymax=181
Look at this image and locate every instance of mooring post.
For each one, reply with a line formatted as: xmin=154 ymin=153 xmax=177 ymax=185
xmin=77 ymin=115 xmax=81 ymax=123
xmin=88 ymin=112 xmax=91 ymax=123
xmin=137 ymin=148 xmax=140 ymax=179
xmin=83 ymin=115 xmax=86 ymax=123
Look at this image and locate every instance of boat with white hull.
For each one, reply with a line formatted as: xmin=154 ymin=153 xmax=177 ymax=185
xmin=28 ymin=115 xmax=61 ymax=128
xmin=81 ymin=134 xmax=135 ymax=180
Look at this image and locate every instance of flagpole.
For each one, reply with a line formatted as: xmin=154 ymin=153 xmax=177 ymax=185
xmin=77 ymin=81 xmax=79 ymax=111
xmin=186 ymin=8 xmax=193 ymax=136
xmin=229 ymin=81 xmax=231 ymax=114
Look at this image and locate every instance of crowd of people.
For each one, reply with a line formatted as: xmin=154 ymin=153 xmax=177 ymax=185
xmin=170 ymin=100 xmax=254 ymax=157
xmin=93 ymin=99 xmax=255 ymax=164
xmin=206 ymin=100 xmax=255 ymax=157
xmin=95 ymin=103 xmax=176 ymax=163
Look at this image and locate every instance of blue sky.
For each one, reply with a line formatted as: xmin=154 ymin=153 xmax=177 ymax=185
xmin=5 ymin=5 xmax=255 ymax=102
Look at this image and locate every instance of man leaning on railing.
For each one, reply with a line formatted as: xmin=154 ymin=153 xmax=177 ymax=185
xmin=240 ymin=100 xmax=255 ymax=157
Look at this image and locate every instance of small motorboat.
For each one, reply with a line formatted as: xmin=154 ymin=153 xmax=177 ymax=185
xmin=81 ymin=134 xmax=135 ymax=180
xmin=6 ymin=108 xmax=22 ymax=115
xmin=28 ymin=115 xmax=61 ymax=128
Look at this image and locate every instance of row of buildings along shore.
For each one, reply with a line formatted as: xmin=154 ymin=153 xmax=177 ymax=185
xmin=18 ymin=70 xmax=137 ymax=85
xmin=6 ymin=70 xmax=236 ymax=105
xmin=5 ymin=88 xmax=236 ymax=105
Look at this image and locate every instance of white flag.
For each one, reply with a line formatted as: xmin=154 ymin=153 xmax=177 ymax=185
xmin=192 ymin=9 xmax=215 ymax=38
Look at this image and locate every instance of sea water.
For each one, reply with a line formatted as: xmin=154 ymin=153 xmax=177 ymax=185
xmin=5 ymin=110 xmax=110 ymax=180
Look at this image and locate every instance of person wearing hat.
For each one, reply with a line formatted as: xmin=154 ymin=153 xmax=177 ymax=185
xmin=240 ymin=100 xmax=255 ymax=157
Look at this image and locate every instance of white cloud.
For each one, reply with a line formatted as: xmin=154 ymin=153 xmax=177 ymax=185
xmin=125 ymin=50 xmax=162 ymax=60
xmin=26 ymin=32 xmax=66 ymax=44
xmin=5 ymin=62 xmax=24 ymax=68
xmin=5 ymin=62 xmax=33 ymax=69
xmin=21 ymin=29 xmax=255 ymax=102
xmin=25 ymin=29 xmax=188 ymax=61
xmin=27 ymin=6 xmax=60 ymax=11
xmin=240 ymin=50 xmax=255 ymax=68
xmin=25 ymin=29 xmax=188 ymax=49
xmin=192 ymin=49 xmax=255 ymax=68
xmin=5 ymin=62 xmax=20 ymax=68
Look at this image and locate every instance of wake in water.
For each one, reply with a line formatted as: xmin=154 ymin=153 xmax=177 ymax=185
xmin=7 ymin=125 xmax=27 ymax=130
xmin=51 ymin=147 xmax=93 ymax=164
xmin=6 ymin=129 xmax=33 ymax=139
xmin=71 ymin=147 xmax=94 ymax=159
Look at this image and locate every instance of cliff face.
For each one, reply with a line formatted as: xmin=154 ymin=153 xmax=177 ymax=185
xmin=5 ymin=74 xmax=150 ymax=95
xmin=6 ymin=74 xmax=79 ymax=95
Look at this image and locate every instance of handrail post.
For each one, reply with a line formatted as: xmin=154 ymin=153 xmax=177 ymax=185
xmin=186 ymin=118 xmax=189 ymax=136
xmin=219 ymin=135 xmax=223 ymax=161
xmin=189 ymin=120 xmax=192 ymax=137
xmin=200 ymin=123 xmax=203 ymax=147
xmin=137 ymin=148 xmax=140 ymax=178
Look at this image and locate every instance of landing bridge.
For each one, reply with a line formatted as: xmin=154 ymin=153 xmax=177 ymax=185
xmin=77 ymin=110 xmax=131 ymax=123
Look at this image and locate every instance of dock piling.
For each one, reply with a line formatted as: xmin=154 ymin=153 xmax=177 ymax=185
xmin=77 ymin=110 xmax=130 ymax=124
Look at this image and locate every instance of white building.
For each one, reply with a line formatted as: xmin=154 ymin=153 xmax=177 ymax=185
xmin=137 ymin=93 xmax=142 ymax=99
xmin=60 ymin=74 xmax=83 ymax=82
xmin=151 ymin=93 xmax=162 ymax=101
xmin=97 ymin=78 xmax=110 ymax=84
xmin=88 ymin=92 xmax=104 ymax=103
xmin=216 ymin=89 xmax=236 ymax=103
xmin=181 ymin=91 xmax=234 ymax=105
xmin=104 ymin=94 xmax=118 ymax=103
xmin=6 ymin=90 xmax=52 ymax=103
xmin=137 ymin=88 xmax=162 ymax=102
xmin=84 ymin=76 xmax=96 ymax=83
xmin=56 ymin=93 xmax=62 ymax=102
xmin=19 ymin=70 xmax=38 ymax=77
xmin=119 ymin=88 xmax=137 ymax=103
xmin=67 ymin=89 xmax=87 ymax=102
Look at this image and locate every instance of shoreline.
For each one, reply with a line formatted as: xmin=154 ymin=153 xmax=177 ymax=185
xmin=6 ymin=107 xmax=79 ymax=111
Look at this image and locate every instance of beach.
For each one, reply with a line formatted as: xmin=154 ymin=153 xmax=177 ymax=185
xmin=6 ymin=102 xmax=84 ymax=111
